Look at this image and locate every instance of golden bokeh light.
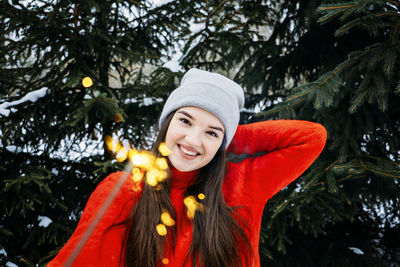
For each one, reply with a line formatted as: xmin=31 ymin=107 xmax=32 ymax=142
xmin=105 ymin=135 xmax=122 ymax=153
xmin=198 ymin=193 xmax=205 ymax=200
xmin=113 ymin=113 xmax=123 ymax=123
xmin=184 ymin=196 xmax=203 ymax=220
xmin=146 ymin=170 xmax=158 ymax=186
xmin=156 ymin=170 xmax=167 ymax=182
xmin=158 ymin=143 xmax=170 ymax=156
xmin=131 ymin=167 xmax=144 ymax=182
xmin=161 ymin=211 xmax=175 ymax=226
xmin=156 ymin=224 xmax=167 ymax=236
xmin=162 ymin=258 xmax=169 ymax=264
xmin=82 ymin=77 xmax=93 ymax=88
xmin=116 ymin=147 xmax=128 ymax=162
xmin=155 ymin=158 xmax=168 ymax=170
xmin=130 ymin=151 xmax=155 ymax=171
xmin=106 ymin=135 xmax=171 ymax=194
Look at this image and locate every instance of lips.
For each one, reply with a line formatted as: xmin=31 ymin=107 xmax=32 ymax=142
xmin=178 ymin=144 xmax=200 ymax=160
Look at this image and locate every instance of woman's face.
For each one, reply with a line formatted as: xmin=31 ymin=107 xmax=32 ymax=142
xmin=165 ymin=106 xmax=225 ymax=172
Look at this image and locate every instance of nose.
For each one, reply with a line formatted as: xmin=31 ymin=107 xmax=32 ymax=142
xmin=184 ymin=128 xmax=202 ymax=148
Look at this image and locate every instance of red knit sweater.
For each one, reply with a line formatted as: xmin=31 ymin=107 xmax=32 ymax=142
xmin=48 ymin=120 xmax=327 ymax=267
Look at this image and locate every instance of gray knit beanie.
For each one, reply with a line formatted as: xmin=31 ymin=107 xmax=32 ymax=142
xmin=158 ymin=68 xmax=244 ymax=149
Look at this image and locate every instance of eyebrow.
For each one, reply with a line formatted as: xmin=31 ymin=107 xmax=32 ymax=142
xmin=177 ymin=110 xmax=225 ymax=133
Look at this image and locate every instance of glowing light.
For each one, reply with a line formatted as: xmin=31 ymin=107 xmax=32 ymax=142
xmin=156 ymin=224 xmax=167 ymax=236
xmin=130 ymin=151 xmax=155 ymax=171
xmin=162 ymin=258 xmax=169 ymax=264
xmin=82 ymin=77 xmax=93 ymax=88
xmin=198 ymin=193 xmax=205 ymax=200
xmin=155 ymin=158 xmax=168 ymax=170
xmin=184 ymin=196 xmax=203 ymax=220
xmin=116 ymin=147 xmax=128 ymax=162
xmin=105 ymin=135 xmax=122 ymax=153
xmin=113 ymin=113 xmax=123 ymax=123
xmin=161 ymin=211 xmax=175 ymax=226
xmin=132 ymin=183 xmax=141 ymax=192
xmin=146 ymin=170 xmax=158 ymax=186
xmin=131 ymin=167 xmax=144 ymax=182
xmin=156 ymin=170 xmax=167 ymax=182
xmin=158 ymin=143 xmax=170 ymax=156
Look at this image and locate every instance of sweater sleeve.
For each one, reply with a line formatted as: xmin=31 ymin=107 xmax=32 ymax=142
xmin=47 ymin=172 xmax=136 ymax=267
xmin=227 ymin=120 xmax=327 ymax=203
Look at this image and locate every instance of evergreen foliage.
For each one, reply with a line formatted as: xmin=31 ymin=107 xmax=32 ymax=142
xmin=1 ymin=0 xmax=399 ymax=266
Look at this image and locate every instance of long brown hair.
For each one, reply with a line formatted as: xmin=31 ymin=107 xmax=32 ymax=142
xmin=122 ymin=111 xmax=254 ymax=267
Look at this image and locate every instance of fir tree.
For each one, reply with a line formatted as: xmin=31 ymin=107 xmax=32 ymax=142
xmin=0 ymin=0 xmax=189 ymax=265
xmin=1 ymin=0 xmax=399 ymax=266
xmin=175 ymin=0 xmax=400 ymax=265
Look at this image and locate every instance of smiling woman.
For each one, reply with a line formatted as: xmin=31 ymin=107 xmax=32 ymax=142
xmin=48 ymin=68 xmax=327 ymax=267
xmin=165 ymin=107 xmax=224 ymax=172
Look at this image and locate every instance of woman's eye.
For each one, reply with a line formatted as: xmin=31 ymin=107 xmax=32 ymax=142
xmin=207 ymin=131 xmax=218 ymax=138
xmin=179 ymin=118 xmax=191 ymax=125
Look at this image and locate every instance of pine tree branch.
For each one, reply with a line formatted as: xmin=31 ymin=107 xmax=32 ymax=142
xmin=388 ymin=0 xmax=400 ymax=7
xmin=319 ymin=5 xmax=357 ymax=11
xmin=391 ymin=19 xmax=400 ymax=44
xmin=362 ymin=155 xmax=400 ymax=166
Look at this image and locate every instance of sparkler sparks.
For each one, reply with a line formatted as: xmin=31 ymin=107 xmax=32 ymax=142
xmin=155 ymin=157 xmax=168 ymax=170
xmin=131 ymin=167 xmax=144 ymax=182
xmin=158 ymin=142 xmax=170 ymax=156
xmin=105 ymin=136 xmax=170 ymax=188
xmin=161 ymin=211 xmax=175 ymax=226
xmin=184 ymin=196 xmax=204 ymax=220
xmin=67 ymin=136 xmax=174 ymax=266
xmin=116 ymin=147 xmax=128 ymax=162
xmin=105 ymin=135 xmax=122 ymax=153
xmin=156 ymin=224 xmax=167 ymax=236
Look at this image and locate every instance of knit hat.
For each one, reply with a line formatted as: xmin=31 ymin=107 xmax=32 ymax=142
xmin=158 ymin=68 xmax=244 ymax=149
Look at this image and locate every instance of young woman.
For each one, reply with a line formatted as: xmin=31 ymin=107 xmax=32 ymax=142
xmin=49 ymin=68 xmax=327 ymax=267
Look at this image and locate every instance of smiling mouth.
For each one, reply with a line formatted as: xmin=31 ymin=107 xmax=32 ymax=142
xmin=178 ymin=145 xmax=200 ymax=156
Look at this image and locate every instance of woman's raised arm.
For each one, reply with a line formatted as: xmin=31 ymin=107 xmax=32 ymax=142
xmin=227 ymin=120 xmax=327 ymax=203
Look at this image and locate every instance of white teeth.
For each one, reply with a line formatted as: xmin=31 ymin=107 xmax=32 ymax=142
xmin=180 ymin=145 xmax=198 ymax=156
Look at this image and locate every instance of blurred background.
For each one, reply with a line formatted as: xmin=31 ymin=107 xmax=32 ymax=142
xmin=1 ymin=0 xmax=399 ymax=266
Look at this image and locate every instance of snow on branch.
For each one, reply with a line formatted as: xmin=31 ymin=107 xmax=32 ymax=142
xmin=0 ymin=87 xmax=49 ymax=117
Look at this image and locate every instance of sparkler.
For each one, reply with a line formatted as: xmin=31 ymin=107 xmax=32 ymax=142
xmin=65 ymin=133 xmax=202 ymax=266
xmin=65 ymin=135 xmax=172 ymax=266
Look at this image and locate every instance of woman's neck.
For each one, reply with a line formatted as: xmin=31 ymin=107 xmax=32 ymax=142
xmin=169 ymin=166 xmax=199 ymax=189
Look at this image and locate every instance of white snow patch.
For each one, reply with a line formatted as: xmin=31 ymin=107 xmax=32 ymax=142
xmin=163 ymin=50 xmax=183 ymax=72
xmin=38 ymin=215 xmax=53 ymax=227
xmin=141 ymin=97 xmax=163 ymax=106
xmin=0 ymin=87 xmax=49 ymax=117
xmin=5 ymin=145 xmax=23 ymax=153
xmin=149 ymin=0 xmax=174 ymax=7
xmin=7 ymin=0 xmax=21 ymax=9
xmin=124 ymin=98 xmax=138 ymax=104
xmin=51 ymin=168 xmax=59 ymax=175
xmin=190 ymin=22 xmax=205 ymax=33
xmin=348 ymin=247 xmax=364 ymax=255
xmin=0 ymin=248 xmax=7 ymax=256
xmin=69 ymin=213 xmax=77 ymax=221
xmin=83 ymin=94 xmax=92 ymax=99
xmin=125 ymin=97 xmax=163 ymax=107
xmin=6 ymin=262 xmax=18 ymax=267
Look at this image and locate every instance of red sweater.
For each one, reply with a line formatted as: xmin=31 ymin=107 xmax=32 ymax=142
xmin=48 ymin=120 xmax=327 ymax=267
